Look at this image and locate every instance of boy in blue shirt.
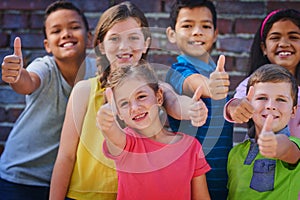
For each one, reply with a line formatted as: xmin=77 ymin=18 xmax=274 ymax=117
xmin=165 ymin=0 xmax=233 ymax=199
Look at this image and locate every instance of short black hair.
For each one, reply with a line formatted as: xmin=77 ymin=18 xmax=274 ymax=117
xmin=43 ymin=1 xmax=89 ymax=38
xmin=169 ymin=0 xmax=217 ymax=30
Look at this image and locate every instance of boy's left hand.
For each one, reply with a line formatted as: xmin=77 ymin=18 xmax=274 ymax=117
xmin=189 ymin=86 xmax=208 ymax=127
xmin=258 ymin=115 xmax=289 ymax=158
xmin=208 ymin=55 xmax=230 ymax=100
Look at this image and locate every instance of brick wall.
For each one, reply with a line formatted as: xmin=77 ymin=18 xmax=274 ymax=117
xmin=0 ymin=0 xmax=300 ymax=152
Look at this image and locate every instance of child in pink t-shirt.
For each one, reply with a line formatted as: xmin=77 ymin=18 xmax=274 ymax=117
xmin=97 ymin=61 xmax=211 ymax=200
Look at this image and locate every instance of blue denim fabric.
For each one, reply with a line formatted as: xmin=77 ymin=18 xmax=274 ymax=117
xmin=250 ymin=159 xmax=276 ymax=192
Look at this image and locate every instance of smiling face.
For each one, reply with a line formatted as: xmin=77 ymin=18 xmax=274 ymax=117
xmin=251 ymin=82 xmax=297 ymax=134
xmin=262 ymin=19 xmax=300 ymax=75
xmin=113 ymin=78 xmax=163 ymax=133
xmin=167 ymin=6 xmax=217 ymax=62
xmin=99 ymin=17 xmax=150 ymax=71
xmin=43 ymin=9 xmax=88 ymax=61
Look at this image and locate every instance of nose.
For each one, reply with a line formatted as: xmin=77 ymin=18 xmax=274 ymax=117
xmin=278 ymin=37 xmax=291 ymax=48
xmin=62 ymin=29 xmax=72 ymax=39
xmin=130 ymin=100 xmax=140 ymax=112
xmin=266 ymin=100 xmax=276 ymax=110
xmin=192 ymin=26 xmax=203 ymax=36
xmin=119 ymin=37 xmax=130 ymax=50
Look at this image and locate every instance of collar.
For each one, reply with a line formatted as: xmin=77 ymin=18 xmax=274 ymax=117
xmin=177 ymin=54 xmax=216 ymax=76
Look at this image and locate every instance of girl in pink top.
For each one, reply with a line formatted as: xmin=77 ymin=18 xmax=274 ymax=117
xmin=225 ymin=9 xmax=300 ymax=138
xmin=97 ymin=61 xmax=211 ymax=200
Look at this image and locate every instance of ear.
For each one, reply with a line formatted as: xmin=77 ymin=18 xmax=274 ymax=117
xmin=166 ymin=27 xmax=177 ymax=44
xmin=142 ymin=37 xmax=151 ymax=54
xmin=156 ymin=87 xmax=164 ymax=106
xmin=291 ymin=105 xmax=297 ymax=118
xmin=44 ymin=39 xmax=51 ymax=54
xmin=260 ymin=42 xmax=267 ymax=55
xmin=213 ymin=28 xmax=218 ymax=43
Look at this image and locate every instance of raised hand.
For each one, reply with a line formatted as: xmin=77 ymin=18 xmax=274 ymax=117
xmin=208 ymin=55 xmax=230 ymax=100
xmin=258 ymin=115 xmax=281 ymax=158
xmin=1 ymin=37 xmax=23 ymax=83
xmin=228 ymin=86 xmax=255 ymax=123
xmin=189 ymin=86 xmax=208 ymax=127
xmin=96 ymin=88 xmax=118 ymax=133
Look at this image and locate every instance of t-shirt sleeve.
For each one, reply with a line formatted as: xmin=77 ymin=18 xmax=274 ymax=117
xmin=233 ymin=77 xmax=249 ymax=98
xmin=193 ymin=140 xmax=211 ymax=177
xmin=166 ymin=63 xmax=197 ymax=94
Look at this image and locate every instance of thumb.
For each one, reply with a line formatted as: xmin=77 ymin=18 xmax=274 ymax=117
xmin=14 ymin=37 xmax=22 ymax=58
xmin=215 ymin=54 xmax=225 ymax=72
xmin=246 ymin=86 xmax=254 ymax=102
xmin=105 ymin=87 xmax=117 ymax=115
xmin=261 ymin=115 xmax=273 ymax=134
xmin=192 ymin=86 xmax=203 ymax=102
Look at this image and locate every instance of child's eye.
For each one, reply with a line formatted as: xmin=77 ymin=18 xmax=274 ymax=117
xmin=51 ymin=29 xmax=61 ymax=34
xmin=120 ymin=101 xmax=128 ymax=108
xmin=181 ymin=24 xmax=192 ymax=28
xmin=277 ymin=98 xmax=287 ymax=102
xmin=72 ymin=25 xmax=81 ymax=30
xmin=109 ymin=36 xmax=119 ymax=42
xmin=138 ymin=94 xmax=147 ymax=100
xmin=256 ymin=97 xmax=267 ymax=101
xmin=129 ymin=36 xmax=140 ymax=41
xmin=289 ymin=34 xmax=300 ymax=40
xmin=203 ymin=25 xmax=212 ymax=29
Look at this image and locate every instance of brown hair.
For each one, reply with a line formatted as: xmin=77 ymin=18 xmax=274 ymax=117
xmin=247 ymin=64 xmax=298 ymax=107
xmin=93 ymin=1 xmax=151 ymax=89
xmin=108 ymin=60 xmax=159 ymax=94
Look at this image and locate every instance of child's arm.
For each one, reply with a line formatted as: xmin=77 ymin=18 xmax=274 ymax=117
xmin=191 ymin=175 xmax=211 ymax=200
xmin=97 ymin=88 xmax=126 ymax=156
xmin=224 ymin=87 xmax=255 ymax=123
xmin=160 ymin=83 xmax=208 ymax=127
xmin=183 ymin=55 xmax=230 ymax=100
xmin=1 ymin=37 xmax=40 ymax=94
xmin=258 ymin=115 xmax=300 ymax=164
xmin=49 ymin=80 xmax=90 ymax=200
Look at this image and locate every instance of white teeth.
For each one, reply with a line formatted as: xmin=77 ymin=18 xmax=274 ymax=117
xmin=118 ymin=54 xmax=131 ymax=59
xmin=189 ymin=41 xmax=203 ymax=45
xmin=63 ymin=43 xmax=74 ymax=47
xmin=279 ymin=52 xmax=291 ymax=56
xmin=133 ymin=113 xmax=145 ymax=120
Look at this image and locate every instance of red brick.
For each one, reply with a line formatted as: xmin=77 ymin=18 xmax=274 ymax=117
xmin=3 ymin=13 xmax=29 ymax=29
xmin=0 ymin=126 xmax=11 ymax=141
xmin=0 ymin=108 xmax=5 ymax=122
xmin=216 ymin=2 xmax=264 ymax=15
xmin=0 ymin=0 xmax=56 ymax=10
xmin=7 ymin=108 xmax=24 ymax=122
xmin=218 ymin=19 xmax=233 ymax=34
xmin=267 ymin=2 xmax=300 ymax=12
xmin=218 ymin=37 xmax=252 ymax=53
xmin=11 ymin=33 xmax=44 ymax=49
xmin=0 ymin=33 xmax=9 ymax=47
xmin=235 ymin=18 xmax=262 ymax=34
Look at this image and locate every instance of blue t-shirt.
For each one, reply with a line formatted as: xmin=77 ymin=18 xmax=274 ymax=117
xmin=165 ymin=55 xmax=233 ymax=200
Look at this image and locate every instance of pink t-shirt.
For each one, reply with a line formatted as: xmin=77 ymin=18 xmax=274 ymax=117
xmin=103 ymin=127 xmax=211 ymax=200
xmin=225 ymin=78 xmax=300 ymax=138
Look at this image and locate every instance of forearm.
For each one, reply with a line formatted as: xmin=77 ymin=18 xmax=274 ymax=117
xmin=10 ymin=69 xmax=39 ymax=94
xmin=279 ymin=140 xmax=300 ymax=164
xmin=49 ymin=156 xmax=75 ymax=200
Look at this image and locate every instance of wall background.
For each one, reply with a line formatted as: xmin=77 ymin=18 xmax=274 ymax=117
xmin=0 ymin=0 xmax=299 ymax=153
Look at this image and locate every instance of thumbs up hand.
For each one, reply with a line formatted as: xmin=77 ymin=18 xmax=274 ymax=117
xmin=208 ymin=55 xmax=230 ymax=100
xmin=1 ymin=37 xmax=23 ymax=83
xmin=97 ymin=88 xmax=119 ymax=133
xmin=227 ymin=86 xmax=255 ymax=123
xmin=189 ymin=86 xmax=208 ymax=127
xmin=257 ymin=115 xmax=289 ymax=159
